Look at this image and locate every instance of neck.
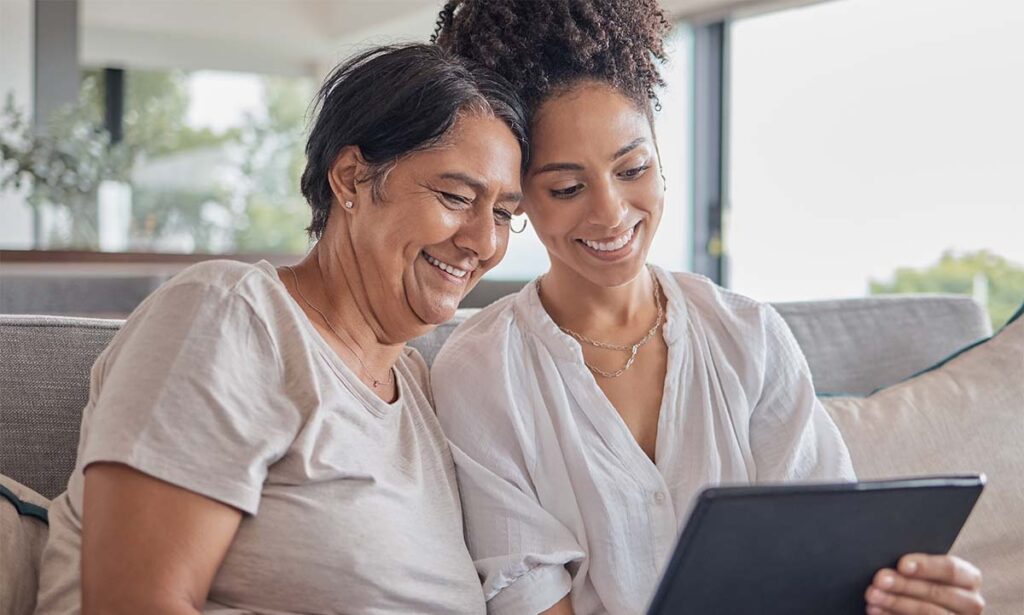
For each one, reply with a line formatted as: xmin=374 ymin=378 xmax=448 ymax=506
xmin=288 ymin=241 xmax=405 ymax=381
xmin=539 ymin=262 xmax=659 ymax=338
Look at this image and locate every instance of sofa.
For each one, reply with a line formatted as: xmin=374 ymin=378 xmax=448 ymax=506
xmin=3 ymin=294 xmax=1022 ymax=613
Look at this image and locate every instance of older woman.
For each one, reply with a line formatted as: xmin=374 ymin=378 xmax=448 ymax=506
xmin=431 ymin=3 xmax=986 ymax=615
xmin=34 ymin=44 xmax=527 ymax=614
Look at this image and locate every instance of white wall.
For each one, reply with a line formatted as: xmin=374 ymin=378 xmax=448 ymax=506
xmin=0 ymin=0 xmax=36 ymax=249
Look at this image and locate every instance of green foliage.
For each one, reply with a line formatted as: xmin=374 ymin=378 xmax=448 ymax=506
xmin=81 ymin=69 xmax=240 ymax=158
xmin=233 ymin=194 xmax=310 ymax=254
xmin=129 ymin=185 xmax=228 ymax=251
xmin=233 ymin=76 xmax=312 ymax=253
xmin=5 ymin=69 xmax=312 ymax=253
xmin=870 ymin=250 xmax=1024 ymax=329
xmin=0 ymin=83 xmax=135 ymax=248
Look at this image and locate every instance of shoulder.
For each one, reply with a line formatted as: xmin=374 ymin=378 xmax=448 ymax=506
xmin=160 ymin=260 xmax=283 ymax=306
xmin=670 ymin=270 xmax=806 ymax=369
xmin=668 ymin=269 xmax=764 ymax=314
xmin=432 ymin=293 xmax=521 ymax=375
xmin=430 ymin=292 xmax=531 ymax=423
xmin=148 ymin=260 xmax=296 ymax=330
xmin=663 ymin=269 xmax=776 ymax=334
xmin=105 ymin=260 xmax=299 ymax=371
xmin=399 ymin=345 xmax=431 ymax=390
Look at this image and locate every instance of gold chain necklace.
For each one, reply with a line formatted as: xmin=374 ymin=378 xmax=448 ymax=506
xmin=545 ymin=269 xmax=664 ymax=379
xmin=285 ymin=266 xmax=394 ymax=389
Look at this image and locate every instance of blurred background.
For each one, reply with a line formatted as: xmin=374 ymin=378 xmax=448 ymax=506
xmin=1 ymin=0 xmax=1021 ymax=326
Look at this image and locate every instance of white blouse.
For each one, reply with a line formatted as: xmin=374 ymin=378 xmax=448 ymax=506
xmin=432 ymin=266 xmax=856 ymax=615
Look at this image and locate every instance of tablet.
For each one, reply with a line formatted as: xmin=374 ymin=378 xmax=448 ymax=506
xmin=646 ymin=475 xmax=984 ymax=615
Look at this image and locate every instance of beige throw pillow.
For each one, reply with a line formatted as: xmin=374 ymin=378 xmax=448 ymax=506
xmin=823 ymin=307 xmax=1024 ymax=614
xmin=0 ymin=474 xmax=50 ymax=615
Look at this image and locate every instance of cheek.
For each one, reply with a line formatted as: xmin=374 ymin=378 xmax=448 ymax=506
xmin=524 ymin=199 xmax=578 ymax=240
xmin=381 ymin=204 xmax=461 ymax=255
xmin=628 ymin=178 xmax=664 ymax=216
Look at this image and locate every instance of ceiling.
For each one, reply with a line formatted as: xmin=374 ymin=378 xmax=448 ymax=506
xmin=80 ymin=0 xmax=444 ymax=75
xmin=79 ymin=0 xmax=823 ymax=76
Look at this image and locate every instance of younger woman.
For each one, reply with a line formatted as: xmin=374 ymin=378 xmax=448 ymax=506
xmin=431 ymin=2 xmax=986 ymax=614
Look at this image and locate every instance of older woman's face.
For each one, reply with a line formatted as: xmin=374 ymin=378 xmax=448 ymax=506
xmin=342 ymin=113 xmax=523 ymax=335
xmin=523 ymin=82 xmax=664 ymax=288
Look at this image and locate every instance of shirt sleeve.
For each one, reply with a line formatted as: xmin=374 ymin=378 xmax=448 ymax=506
xmin=749 ymin=306 xmax=857 ymax=482
xmin=432 ymin=327 xmax=585 ymax=615
xmin=79 ymin=281 xmax=303 ymax=515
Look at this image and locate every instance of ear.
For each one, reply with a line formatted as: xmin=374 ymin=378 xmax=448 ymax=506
xmin=327 ymin=145 xmax=366 ymax=213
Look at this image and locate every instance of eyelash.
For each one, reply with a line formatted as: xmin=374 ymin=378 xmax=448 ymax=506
xmin=621 ymin=164 xmax=651 ymax=179
xmin=493 ymin=209 xmax=514 ymax=225
xmin=549 ymin=164 xmax=651 ymax=199
xmin=437 ymin=191 xmax=514 ymax=225
xmin=551 ymin=185 xmax=583 ymax=199
xmin=438 ymin=191 xmax=472 ymax=207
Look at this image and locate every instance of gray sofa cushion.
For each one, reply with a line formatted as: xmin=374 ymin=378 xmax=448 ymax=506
xmin=773 ymin=295 xmax=992 ymax=395
xmin=0 ymin=294 xmax=990 ymax=499
xmin=1 ymin=316 xmax=121 ymax=499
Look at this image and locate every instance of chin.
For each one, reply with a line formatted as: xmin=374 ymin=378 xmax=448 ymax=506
xmin=586 ymin=265 xmax=647 ymax=289
xmin=568 ymin=248 xmax=651 ymax=289
xmin=411 ymin=296 xmax=461 ymax=326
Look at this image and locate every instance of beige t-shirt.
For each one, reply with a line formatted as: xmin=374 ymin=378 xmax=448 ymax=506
xmin=35 ymin=260 xmax=486 ymax=615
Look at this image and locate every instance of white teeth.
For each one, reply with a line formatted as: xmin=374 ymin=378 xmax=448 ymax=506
xmin=423 ymin=253 xmax=468 ymax=278
xmin=581 ymin=226 xmax=635 ymax=252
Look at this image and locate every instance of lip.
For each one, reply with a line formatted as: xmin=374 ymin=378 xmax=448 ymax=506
xmin=421 ymin=251 xmax=472 ymax=285
xmin=576 ymin=221 xmax=641 ymax=262
xmin=581 ymin=224 xmax=639 ymax=244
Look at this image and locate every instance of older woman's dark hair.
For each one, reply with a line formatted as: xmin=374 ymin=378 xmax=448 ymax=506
xmin=300 ymin=43 xmax=529 ymax=239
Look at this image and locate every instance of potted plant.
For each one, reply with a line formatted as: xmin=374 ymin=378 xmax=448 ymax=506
xmin=0 ymin=84 xmax=133 ymax=250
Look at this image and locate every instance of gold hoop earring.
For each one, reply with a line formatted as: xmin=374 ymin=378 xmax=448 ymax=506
xmin=511 ymin=217 xmax=528 ymax=234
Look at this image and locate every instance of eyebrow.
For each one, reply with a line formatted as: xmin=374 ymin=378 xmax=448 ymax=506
xmin=612 ymin=137 xmax=648 ymax=161
xmin=439 ymin=172 xmax=523 ymax=203
xmin=531 ymin=137 xmax=650 ymax=176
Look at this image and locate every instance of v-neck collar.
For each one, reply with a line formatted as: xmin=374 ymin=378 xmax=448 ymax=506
xmin=513 ymin=265 xmax=690 ymax=484
xmin=256 ymin=260 xmax=404 ymax=418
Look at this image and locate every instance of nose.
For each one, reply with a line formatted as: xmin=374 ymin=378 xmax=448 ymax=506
xmin=453 ymin=206 xmax=499 ymax=263
xmin=587 ymin=180 xmax=628 ymax=229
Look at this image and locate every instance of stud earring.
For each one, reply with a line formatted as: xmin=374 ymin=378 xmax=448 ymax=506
xmin=343 ymin=200 xmax=354 ymax=209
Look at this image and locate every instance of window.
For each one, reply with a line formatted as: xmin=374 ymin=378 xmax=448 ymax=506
xmin=485 ymin=23 xmax=694 ymax=279
xmin=7 ymin=68 xmax=314 ymax=254
xmin=727 ymin=0 xmax=1024 ymax=327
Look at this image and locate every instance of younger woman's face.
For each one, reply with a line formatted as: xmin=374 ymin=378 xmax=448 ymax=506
xmin=523 ymin=81 xmax=664 ymax=288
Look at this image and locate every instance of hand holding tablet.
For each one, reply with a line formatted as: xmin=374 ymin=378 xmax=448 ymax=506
xmin=647 ymin=476 xmax=984 ymax=615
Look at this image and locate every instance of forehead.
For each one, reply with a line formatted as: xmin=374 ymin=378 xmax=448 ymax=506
xmin=411 ymin=113 xmax=522 ymax=188
xmin=530 ymin=83 xmax=653 ymax=162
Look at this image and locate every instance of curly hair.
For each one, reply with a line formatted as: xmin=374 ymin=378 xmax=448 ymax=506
xmin=432 ymin=0 xmax=671 ymax=117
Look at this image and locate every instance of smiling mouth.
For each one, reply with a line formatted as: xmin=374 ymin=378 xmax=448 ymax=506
xmin=422 ymin=251 xmax=471 ymax=279
xmin=577 ymin=222 xmax=640 ymax=253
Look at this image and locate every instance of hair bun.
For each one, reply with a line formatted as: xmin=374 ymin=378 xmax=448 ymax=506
xmin=433 ymin=0 xmax=671 ymax=115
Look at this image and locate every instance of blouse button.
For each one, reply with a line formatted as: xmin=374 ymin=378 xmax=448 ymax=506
xmin=654 ymin=491 xmax=667 ymax=504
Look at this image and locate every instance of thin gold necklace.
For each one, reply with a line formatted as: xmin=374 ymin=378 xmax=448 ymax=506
xmin=285 ymin=265 xmax=394 ymax=389
xmin=543 ymin=269 xmax=664 ymax=379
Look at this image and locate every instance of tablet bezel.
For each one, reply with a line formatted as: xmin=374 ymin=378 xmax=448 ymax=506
xmin=646 ymin=475 xmax=985 ymax=615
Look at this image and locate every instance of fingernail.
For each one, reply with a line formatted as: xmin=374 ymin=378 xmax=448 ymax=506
xmin=904 ymin=559 xmax=919 ymax=574
xmin=866 ymin=588 xmax=885 ymax=603
xmin=867 ymin=607 xmax=883 ymax=615
xmin=879 ymin=573 xmax=894 ymax=588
